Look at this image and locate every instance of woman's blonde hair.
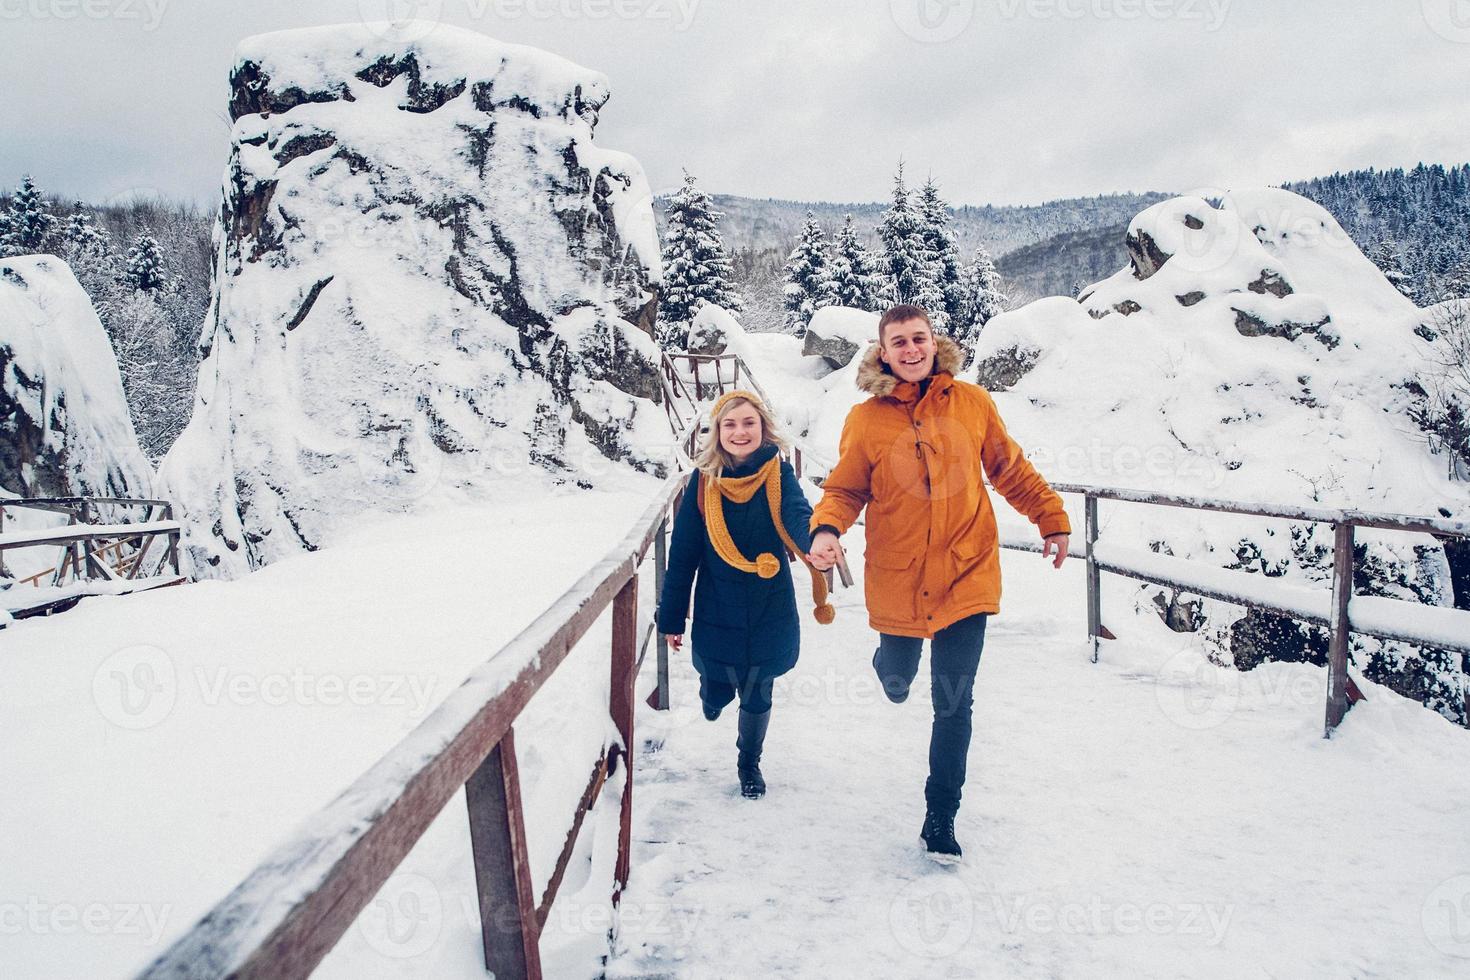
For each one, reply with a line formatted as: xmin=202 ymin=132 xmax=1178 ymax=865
xmin=693 ymin=391 xmax=789 ymax=477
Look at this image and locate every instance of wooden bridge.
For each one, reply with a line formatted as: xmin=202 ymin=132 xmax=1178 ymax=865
xmin=119 ymin=350 xmax=1470 ymax=978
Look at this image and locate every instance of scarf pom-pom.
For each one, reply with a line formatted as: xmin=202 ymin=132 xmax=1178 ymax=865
xmin=755 ymin=553 xmax=780 ymax=579
xmin=813 ymin=603 xmax=836 ymax=625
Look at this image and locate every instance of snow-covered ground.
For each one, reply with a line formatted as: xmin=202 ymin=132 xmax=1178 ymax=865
xmin=5 ymin=469 xmax=1469 ymax=978
xmin=612 ymin=520 xmax=1470 ymax=978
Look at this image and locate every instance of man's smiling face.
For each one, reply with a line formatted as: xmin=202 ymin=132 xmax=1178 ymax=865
xmin=879 ymin=317 xmax=937 ymax=383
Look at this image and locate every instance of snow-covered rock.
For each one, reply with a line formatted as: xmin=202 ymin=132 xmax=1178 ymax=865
xmin=801 ymin=306 xmax=879 ymax=369
xmin=159 ymin=23 xmax=666 ymax=578
xmin=0 ymin=255 xmax=153 ymax=499
xmin=685 ymin=303 xmax=743 ymax=356
xmin=969 ymin=187 xmax=1469 ymax=723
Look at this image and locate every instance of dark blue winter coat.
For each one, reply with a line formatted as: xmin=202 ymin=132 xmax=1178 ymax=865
xmin=656 ymin=443 xmax=814 ymax=679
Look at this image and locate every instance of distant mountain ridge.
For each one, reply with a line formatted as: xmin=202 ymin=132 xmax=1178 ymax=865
xmin=655 ymin=190 xmax=1172 ymax=260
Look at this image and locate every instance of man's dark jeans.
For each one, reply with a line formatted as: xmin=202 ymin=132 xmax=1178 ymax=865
xmin=874 ymin=612 xmax=988 ymax=818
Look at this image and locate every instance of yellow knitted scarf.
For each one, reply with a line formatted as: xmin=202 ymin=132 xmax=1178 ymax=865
xmin=702 ymin=454 xmax=836 ymax=625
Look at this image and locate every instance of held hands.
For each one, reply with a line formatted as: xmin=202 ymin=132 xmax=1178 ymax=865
xmin=1043 ymin=532 xmax=1070 ymax=569
xmin=807 ymin=530 xmax=842 ymax=571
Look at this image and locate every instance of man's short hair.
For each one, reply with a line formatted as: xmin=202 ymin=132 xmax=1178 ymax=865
xmin=878 ymin=304 xmax=933 ymax=343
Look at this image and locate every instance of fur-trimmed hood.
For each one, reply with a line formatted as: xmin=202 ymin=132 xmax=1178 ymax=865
xmin=855 ymin=334 xmax=966 ymax=398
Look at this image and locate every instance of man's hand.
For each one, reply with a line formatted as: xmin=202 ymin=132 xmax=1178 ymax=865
xmin=665 ymin=633 xmax=683 ymax=651
xmin=1043 ymin=533 xmax=1070 ymax=569
xmin=808 ymin=530 xmax=842 ymax=571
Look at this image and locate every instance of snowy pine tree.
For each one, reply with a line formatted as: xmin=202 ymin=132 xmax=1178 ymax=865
xmin=877 ymin=166 xmax=941 ymax=317
xmin=917 ymin=177 xmax=966 ymax=332
xmin=959 ymin=244 xmax=1008 ymax=338
xmin=781 ymin=211 xmax=837 ymax=334
xmin=1446 ymin=259 xmax=1470 ymax=301
xmin=1370 ymin=240 xmax=1413 ymax=299
xmin=1 ymin=175 xmax=57 ymax=257
xmin=658 ymin=170 xmax=742 ymax=347
xmin=63 ymin=202 xmax=110 ymax=258
xmin=829 ymin=214 xmax=885 ymax=312
xmin=125 ymin=231 xmax=169 ymax=293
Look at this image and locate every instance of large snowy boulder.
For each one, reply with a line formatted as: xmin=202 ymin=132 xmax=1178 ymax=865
xmin=160 ymin=24 xmax=666 ymax=577
xmin=685 ymin=303 xmax=743 ymax=356
xmin=0 ymin=256 xmax=153 ymax=499
xmin=970 ymin=188 xmax=1469 ymax=723
xmin=801 ymin=306 xmax=878 ymax=369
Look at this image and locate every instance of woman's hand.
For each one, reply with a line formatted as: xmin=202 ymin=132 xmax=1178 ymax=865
xmin=665 ymin=633 xmax=684 ymax=651
xmin=808 ymin=530 xmax=842 ymax=570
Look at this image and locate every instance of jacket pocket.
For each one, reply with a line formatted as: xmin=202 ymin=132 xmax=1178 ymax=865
xmin=865 ymin=550 xmax=918 ymax=625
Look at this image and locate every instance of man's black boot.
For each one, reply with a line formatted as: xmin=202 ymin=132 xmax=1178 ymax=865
xmin=920 ymin=810 xmax=962 ymax=865
xmin=736 ymin=708 xmax=770 ymax=799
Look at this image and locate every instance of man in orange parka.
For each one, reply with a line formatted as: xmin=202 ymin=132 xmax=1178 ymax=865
xmin=807 ymin=304 xmax=1071 ymax=864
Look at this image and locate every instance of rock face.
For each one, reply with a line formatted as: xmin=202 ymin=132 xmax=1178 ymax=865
xmin=160 ymin=24 xmax=665 ymax=578
xmin=801 ymin=307 xmax=878 ymax=370
xmin=0 ymin=256 xmax=153 ymax=499
xmin=969 ymin=188 xmax=1470 ymax=724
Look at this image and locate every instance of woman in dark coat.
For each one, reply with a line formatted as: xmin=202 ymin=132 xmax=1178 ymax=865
xmin=656 ymin=389 xmax=831 ymax=798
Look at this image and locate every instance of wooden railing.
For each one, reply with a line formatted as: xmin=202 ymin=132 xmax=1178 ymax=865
xmin=1008 ymin=483 xmax=1470 ymax=737
xmin=137 ymin=475 xmax=687 ymax=980
xmin=661 ymin=351 xmax=832 ymax=478
xmin=0 ymin=497 xmax=184 ymax=619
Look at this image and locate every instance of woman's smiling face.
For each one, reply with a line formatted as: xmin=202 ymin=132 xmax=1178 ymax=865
xmin=718 ymin=400 xmax=763 ymax=460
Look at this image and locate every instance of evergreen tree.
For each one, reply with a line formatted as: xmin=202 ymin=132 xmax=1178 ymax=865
xmin=1 ymin=175 xmax=56 ymax=256
xmin=780 ymin=211 xmax=837 ymax=334
xmin=876 ymin=165 xmax=940 ymax=317
xmin=1370 ymin=240 xmax=1413 ymax=299
xmin=125 ymin=231 xmax=169 ymax=293
xmin=63 ymin=201 xmax=110 ymax=258
xmin=1446 ymin=258 xmax=1470 ymax=301
xmin=959 ymin=245 xmax=1008 ymax=336
xmin=828 ymin=214 xmax=884 ymax=312
xmin=658 ymin=170 xmax=742 ymax=347
xmin=917 ymin=177 xmax=965 ymax=331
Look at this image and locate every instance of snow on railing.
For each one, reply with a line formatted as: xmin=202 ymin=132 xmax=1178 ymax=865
xmin=1036 ymin=482 xmax=1470 ymax=737
xmin=136 ymin=474 xmax=686 ymax=980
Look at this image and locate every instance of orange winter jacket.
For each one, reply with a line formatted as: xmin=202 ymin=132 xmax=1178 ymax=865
xmin=811 ymin=336 xmax=1071 ymax=638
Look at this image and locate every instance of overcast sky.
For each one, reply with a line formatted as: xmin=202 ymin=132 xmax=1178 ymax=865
xmin=2 ymin=0 xmax=1468 ymax=209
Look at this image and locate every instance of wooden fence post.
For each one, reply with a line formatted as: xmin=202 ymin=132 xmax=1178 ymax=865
xmin=1324 ymin=522 xmax=1355 ymax=736
xmin=1085 ymin=494 xmax=1100 ymax=664
xmin=651 ymin=520 xmax=670 ymax=711
xmin=163 ymin=502 xmax=181 ymax=577
xmin=465 ymin=727 xmax=542 ymax=979
xmin=609 ymin=575 xmax=638 ymax=905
